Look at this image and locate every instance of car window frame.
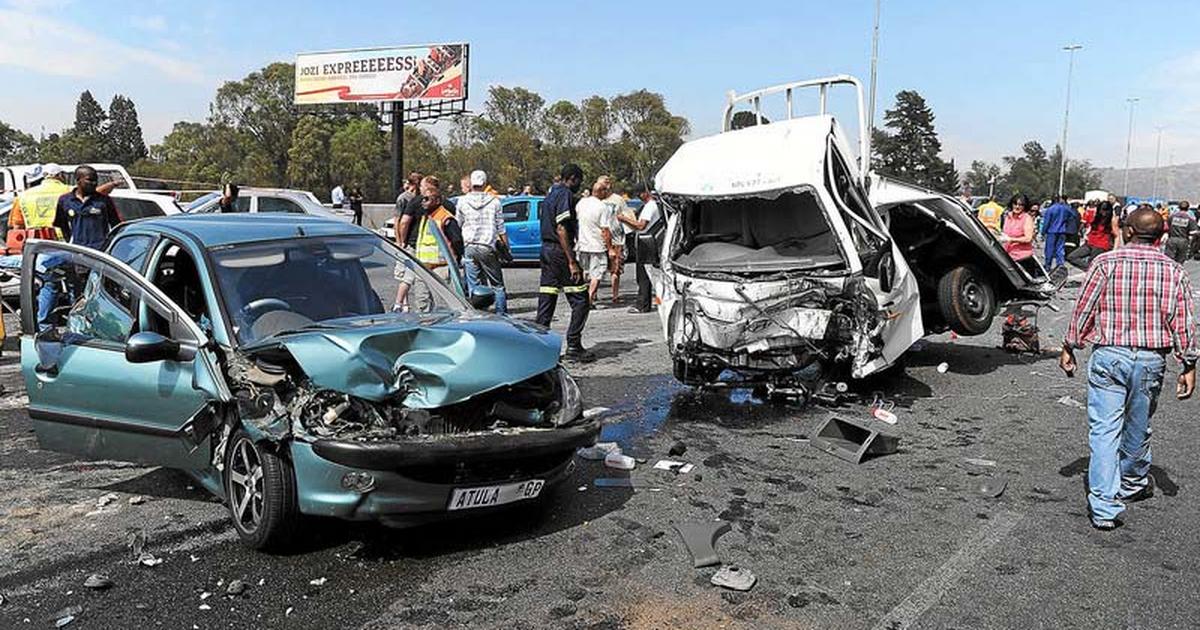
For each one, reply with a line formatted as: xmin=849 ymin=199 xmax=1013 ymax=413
xmin=503 ymin=200 xmax=531 ymax=222
xmin=256 ymin=196 xmax=305 ymax=214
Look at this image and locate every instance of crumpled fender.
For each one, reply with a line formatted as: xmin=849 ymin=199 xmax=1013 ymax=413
xmin=247 ymin=313 xmax=562 ymax=408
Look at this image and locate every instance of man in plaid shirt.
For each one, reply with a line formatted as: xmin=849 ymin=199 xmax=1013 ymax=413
xmin=1060 ymin=208 xmax=1197 ymax=530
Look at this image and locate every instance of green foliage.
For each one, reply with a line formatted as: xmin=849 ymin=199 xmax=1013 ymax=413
xmin=0 ymin=121 xmax=38 ymax=164
xmin=107 ymin=95 xmax=147 ymax=165
xmin=401 ymin=126 xmax=446 ymax=181
xmin=287 ymin=115 xmax=333 ymax=195
xmin=872 ymin=90 xmax=959 ymax=194
xmin=964 ymin=160 xmax=1006 ymax=199
xmin=966 ymin=142 xmax=1101 ymax=203
xmin=330 ymin=118 xmax=389 ymax=200
xmin=211 ymin=62 xmax=298 ymax=184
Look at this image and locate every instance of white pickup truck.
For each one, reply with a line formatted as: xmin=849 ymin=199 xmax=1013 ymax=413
xmin=1 ymin=163 xmax=137 ymax=201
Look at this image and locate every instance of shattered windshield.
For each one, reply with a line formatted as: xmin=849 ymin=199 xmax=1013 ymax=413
xmin=672 ymin=187 xmax=846 ymax=273
xmin=210 ymin=235 xmax=466 ymax=345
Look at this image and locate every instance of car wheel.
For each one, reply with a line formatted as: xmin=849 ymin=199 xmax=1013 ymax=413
xmin=673 ymin=359 xmax=722 ymax=387
xmin=224 ymin=429 xmax=299 ymax=551
xmin=937 ymin=265 xmax=996 ymax=336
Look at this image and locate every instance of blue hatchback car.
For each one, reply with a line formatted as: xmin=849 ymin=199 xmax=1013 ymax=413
xmin=19 ymin=215 xmax=598 ymax=550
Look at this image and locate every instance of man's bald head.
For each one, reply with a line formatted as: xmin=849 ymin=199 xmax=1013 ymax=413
xmin=1125 ymin=208 xmax=1165 ymax=244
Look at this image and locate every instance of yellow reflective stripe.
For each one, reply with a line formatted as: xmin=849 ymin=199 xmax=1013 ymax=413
xmin=562 ymin=285 xmax=588 ymax=293
xmin=555 ymin=212 xmax=571 ymax=223
xmin=539 ymin=286 xmax=561 ymax=294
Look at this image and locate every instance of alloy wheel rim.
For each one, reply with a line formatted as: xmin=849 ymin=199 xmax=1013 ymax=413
xmin=961 ymin=279 xmax=987 ymax=319
xmin=228 ymin=437 xmax=264 ymax=533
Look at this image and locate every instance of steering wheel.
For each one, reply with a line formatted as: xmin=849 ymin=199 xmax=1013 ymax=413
xmin=239 ymin=298 xmax=291 ymax=326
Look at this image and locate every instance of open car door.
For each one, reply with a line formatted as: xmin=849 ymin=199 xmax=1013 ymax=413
xmin=20 ymin=240 xmax=231 ymax=468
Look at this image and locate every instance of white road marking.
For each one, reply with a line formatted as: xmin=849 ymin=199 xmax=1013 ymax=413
xmin=872 ymin=510 xmax=1023 ymax=630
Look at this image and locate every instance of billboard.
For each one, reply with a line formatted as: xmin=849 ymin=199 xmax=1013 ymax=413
xmin=294 ymin=43 xmax=467 ymax=105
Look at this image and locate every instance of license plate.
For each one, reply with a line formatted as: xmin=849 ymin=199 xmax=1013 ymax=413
xmin=447 ymin=479 xmax=545 ymax=511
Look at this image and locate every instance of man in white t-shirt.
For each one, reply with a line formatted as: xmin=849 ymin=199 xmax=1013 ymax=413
xmin=599 ymin=176 xmax=633 ymax=305
xmin=330 ymin=183 xmax=345 ymax=209
xmin=617 ymin=185 xmax=663 ymax=313
xmin=575 ymin=178 xmax=615 ymax=306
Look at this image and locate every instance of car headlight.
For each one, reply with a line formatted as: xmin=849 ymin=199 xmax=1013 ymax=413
xmin=551 ymin=368 xmax=583 ymax=427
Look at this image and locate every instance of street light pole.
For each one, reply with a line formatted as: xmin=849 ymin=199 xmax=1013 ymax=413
xmin=1057 ymin=44 xmax=1082 ymax=197
xmin=1151 ymin=126 xmax=1164 ymax=201
xmin=1122 ymin=97 xmax=1139 ymax=197
xmin=867 ymin=0 xmax=882 ymax=140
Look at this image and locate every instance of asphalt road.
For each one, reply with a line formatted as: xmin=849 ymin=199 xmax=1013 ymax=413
xmin=1 ymin=261 xmax=1198 ymax=629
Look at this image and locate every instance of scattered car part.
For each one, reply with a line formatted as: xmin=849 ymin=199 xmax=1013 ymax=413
xmin=668 ymin=440 xmax=687 ymax=457
xmin=593 ymin=478 xmax=637 ymax=488
xmin=226 ymin=580 xmax=249 ymax=596
xmin=128 ymin=495 xmax=146 ymax=505
xmin=810 ymin=415 xmax=899 ymax=464
xmin=1057 ymin=395 xmax=1085 ymax=410
xmin=604 ymin=452 xmax=637 ymax=470
xmin=937 ymin=362 xmax=949 ymax=373
xmin=711 ymin=565 xmax=757 ymax=591
xmin=964 ymin=457 xmax=997 ymax=468
xmin=975 ymin=476 xmax=1009 ymax=498
xmin=577 ymin=442 xmax=621 ymax=461
xmin=871 ymin=407 xmax=898 ymax=425
xmin=138 ymin=553 xmax=163 ymax=567
xmin=674 ymin=520 xmax=732 ymax=568
xmin=83 ymin=574 xmax=113 ymax=590
xmin=653 ymin=460 xmax=694 ymax=474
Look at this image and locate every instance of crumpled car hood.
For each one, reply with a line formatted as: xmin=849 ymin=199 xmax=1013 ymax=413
xmin=244 ymin=313 xmax=561 ymax=408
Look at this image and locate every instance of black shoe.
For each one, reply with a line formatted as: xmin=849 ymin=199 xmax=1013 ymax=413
xmin=627 ymin=306 xmax=652 ymax=314
xmin=1122 ymin=476 xmax=1156 ymax=503
xmin=564 ymin=346 xmax=595 ymax=363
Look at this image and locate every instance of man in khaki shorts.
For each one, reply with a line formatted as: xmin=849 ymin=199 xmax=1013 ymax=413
xmin=575 ymin=178 xmax=614 ymax=306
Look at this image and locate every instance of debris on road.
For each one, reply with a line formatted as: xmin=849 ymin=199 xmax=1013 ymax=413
xmin=811 ymin=416 xmax=899 ymax=464
xmin=1057 ymin=395 xmax=1085 ymax=410
xmin=593 ymin=478 xmax=637 ymax=488
xmin=198 ymin=604 xmax=211 ymax=611
xmin=83 ymin=574 xmax=113 ymax=590
xmin=309 ymin=577 xmax=327 ymax=586
xmin=199 ymin=592 xmax=212 ymax=600
xmin=576 ymin=442 xmax=621 ymax=461
xmin=226 ymin=580 xmax=248 ymax=596
xmin=53 ymin=605 xmax=82 ymax=628
xmin=668 ymin=440 xmax=687 ymax=457
xmin=96 ymin=493 xmax=119 ymax=508
xmin=674 ymin=520 xmax=732 ymax=568
xmin=711 ymin=565 xmax=757 ymax=591
xmin=138 ymin=553 xmax=163 ymax=567
xmin=937 ymin=362 xmax=949 ymax=374
xmin=604 ymin=452 xmax=637 ymax=470
xmin=0 ymin=592 xmax=5 ymax=606
xmin=964 ymin=457 xmax=997 ymax=468
xmin=582 ymin=406 xmax=610 ymax=420
xmin=871 ymin=407 xmax=898 ymax=424
xmin=128 ymin=495 xmax=146 ymax=505
xmin=975 ymin=476 xmax=1009 ymax=498
xmin=652 ymin=460 xmax=694 ymax=474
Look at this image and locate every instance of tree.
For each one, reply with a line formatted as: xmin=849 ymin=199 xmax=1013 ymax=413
xmin=1003 ymin=141 xmax=1052 ymax=202
xmin=211 ymin=62 xmax=298 ymax=184
xmin=401 ymin=126 xmax=445 ymax=180
xmin=73 ymin=90 xmax=107 ymax=134
xmin=872 ymin=90 xmax=958 ymax=194
xmin=329 ymin=119 xmax=389 ymax=200
xmin=1047 ymin=144 xmax=1102 ymax=198
xmin=0 ymin=120 xmax=38 ymax=164
xmin=964 ymin=160 xmax=1006 ymax=199
xmin=730 ymin=110 xmax=769 ymax=130
xmin=609 ymin=90 xmax=690 ymax=187
xmin=478 ymin=86 xmax=544 ymax=138
xmin=54 ymin=90 xmax=111 ymax=163
xmin=107 ymin=95 xmax=147 ymax=165
xmin=287 ymin=115 xmax=333 ymax=195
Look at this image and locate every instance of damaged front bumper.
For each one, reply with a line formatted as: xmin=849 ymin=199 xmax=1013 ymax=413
xmin=291 ymin=420 xmax=598 ymax=524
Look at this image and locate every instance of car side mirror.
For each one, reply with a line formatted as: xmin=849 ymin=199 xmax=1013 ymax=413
xmin=125 ymin=331 xmax=183 ymax=364
xmin=469 ymin=288 xmax=496 ymax=311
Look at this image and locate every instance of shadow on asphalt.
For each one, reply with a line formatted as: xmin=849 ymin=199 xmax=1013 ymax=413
xmin=1057 ymin=456 xmax=1180 ymax=496
xmin=93 ymin=468 xmax=216 ymax=502
xmin=905 ymin=341 xmax=1051 ymax=375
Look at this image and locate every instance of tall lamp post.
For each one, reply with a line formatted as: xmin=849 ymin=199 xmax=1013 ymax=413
xmin=1057 ymin=44 xmax=1082 ymax=197
xmin=867 ymin=0 xmax=882 ymax=144
xmin=1151 ymin=125 xmax=1164 ymax=201
xmin=1122 ymin=97 xmax=1139 ymax=197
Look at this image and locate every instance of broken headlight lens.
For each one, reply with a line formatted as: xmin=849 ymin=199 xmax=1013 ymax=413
xmin=550 ymin=368 xmax=583 ymax=427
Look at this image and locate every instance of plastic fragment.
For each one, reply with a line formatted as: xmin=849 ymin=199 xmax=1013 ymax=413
xmin=937 ymin=362 xmax=949 ymax=374
xmin=200 ymin=592 xmax=212 ymax=600
xmin=1057 ymin=395 xmax=1085 ymax=410
xmin=711 ymin=565 xmax=757 ymax=591
xmin=674 ymin=521 xmax=732 ymax=568
xmin=198 ymin=604 xmax=211 ymax=611
xmin=593 ymin=478 xmax=636 ymax=488
xmin=582 ymin=406 xmax=610 ymax=419
xmin=309 ymin=577 xmax=327 ymax=586
xmin=975 ymin=476 xmax=1008 ymax=498
xmin=96 ymin=493 xmax=118 ymax=508
xmin=964 ymin=457 xmax=996 ymax=467
xmin=576 ymin=442 xmax=621 ymax=461
xmin=652 ymin=460 xmax=694 ymax=474
xmin=668 ymin=441 xmax=687 ymax=457
xmin=603 ymin=452 xmax=636 ymax=470
xmin=53 ymin=605 xmax=82 ymax=627
xmin=128 ymin=496 xmax=146 ymax=505
xmin=138 ymin=553 xmax=162 ymax=567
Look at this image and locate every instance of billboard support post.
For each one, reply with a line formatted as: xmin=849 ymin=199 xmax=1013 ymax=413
xmin=391 ymin=102 xmax=404 ymax=200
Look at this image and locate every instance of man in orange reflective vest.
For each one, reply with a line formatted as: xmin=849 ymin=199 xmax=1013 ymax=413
xmin=7 ymin=163 xmax=70 ymax=252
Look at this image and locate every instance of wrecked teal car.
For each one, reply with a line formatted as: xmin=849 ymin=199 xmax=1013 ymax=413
xmin=19 ymin=215 xmax=597 ymax=550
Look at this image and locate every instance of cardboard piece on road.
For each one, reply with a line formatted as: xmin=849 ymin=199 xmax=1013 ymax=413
xmin=810 ymin=415 xmax=899 ymax=464
xmin=674 ymin=520 xmax=732 ymax=568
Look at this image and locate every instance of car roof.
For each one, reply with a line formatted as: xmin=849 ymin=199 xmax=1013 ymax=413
xmin=656 ymin=116 xmax=834 ymax=198
xmin=131 ymin=214 xmax=368 ymax=248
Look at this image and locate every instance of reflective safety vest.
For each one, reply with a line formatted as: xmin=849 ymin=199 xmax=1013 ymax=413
xmin=415 ymin=206 xmax=454 ymax=268
xmin=15 ymin=179 xmax=70 ymax=229
xmin=977 ymin=201 xmax=1004 ymax=232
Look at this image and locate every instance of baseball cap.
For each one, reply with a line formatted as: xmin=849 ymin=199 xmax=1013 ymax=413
xmin=42 ymin=163 xmax=64 ymax=177
xmin=470 ymin=170 xmax=487 ymax=187
xmin=25 ymin=165 xmax=44 ymax=183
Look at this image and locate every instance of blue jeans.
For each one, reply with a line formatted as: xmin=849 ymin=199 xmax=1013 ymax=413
xmin=35 ymin=253 xmax=67 ymax=333
xmin=1086 ymin=346 xmax=1166 ymax=521
xmin=1044 ymin=232 xmax=1067 ymax=269
xmin=462 ymin=244 xmax=508 ymax=316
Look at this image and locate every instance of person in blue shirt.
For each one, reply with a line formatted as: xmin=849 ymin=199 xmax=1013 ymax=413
xmin=37 ymin=165 xmax=122 ymax=332
xmin=1040 ymin=195 xmax=1075 ymax=271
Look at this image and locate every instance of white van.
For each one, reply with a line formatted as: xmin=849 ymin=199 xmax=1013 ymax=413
xmin=0 ymin=163 xmax=137 ymax=196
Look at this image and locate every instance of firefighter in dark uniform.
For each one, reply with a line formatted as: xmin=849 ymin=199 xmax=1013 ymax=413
xmin=535 ymin=163 xmax=592 ymax=361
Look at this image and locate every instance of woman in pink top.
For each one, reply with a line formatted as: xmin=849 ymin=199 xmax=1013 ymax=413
xmin=1000 ymin=193 xmax=1035 ymax=262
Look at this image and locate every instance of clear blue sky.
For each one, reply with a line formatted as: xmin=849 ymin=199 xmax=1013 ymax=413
xmin=2 ymin=0 xmax=1198 ymax=170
